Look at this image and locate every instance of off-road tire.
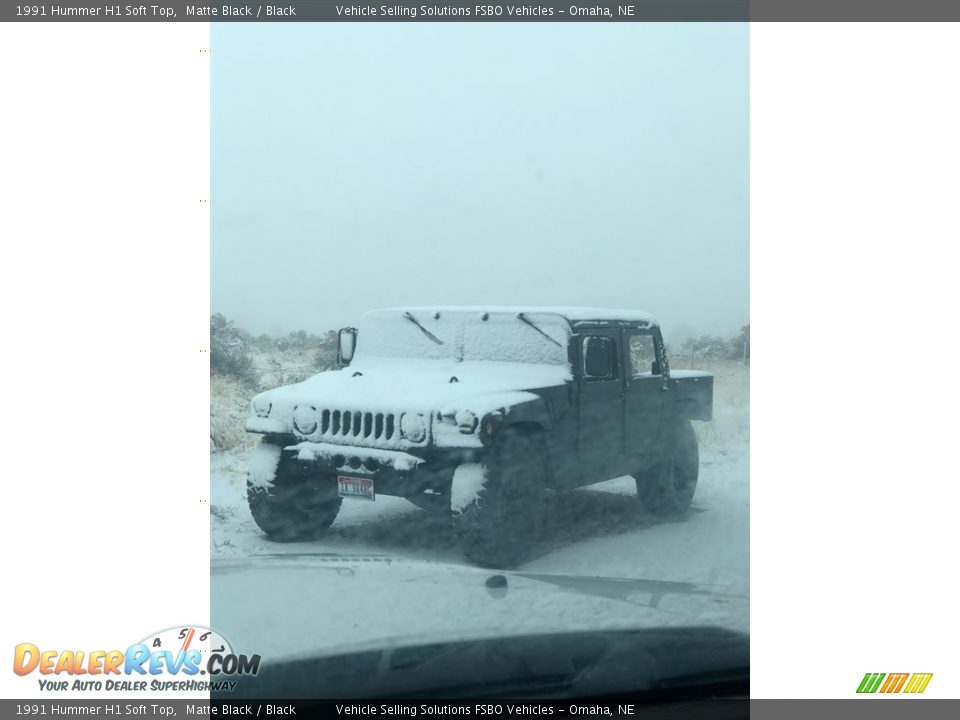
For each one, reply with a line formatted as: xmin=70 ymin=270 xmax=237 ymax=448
xmin=453 ymin=428 xmax=546 ymax=569
xmin=635 ymin=419 xmax=699 ymax=518
xmin=247 ymin=449 xmax=342 ymax=542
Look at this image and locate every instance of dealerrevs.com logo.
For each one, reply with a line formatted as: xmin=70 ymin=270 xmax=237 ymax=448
xmin=13 ymin=626 xmax=260 ymax=693
xmin=857 ymin=673 xmax=933 ymax=694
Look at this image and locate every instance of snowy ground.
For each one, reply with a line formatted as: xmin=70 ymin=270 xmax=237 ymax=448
xmin=210 ymin=440 xmax=748 ymax=665
xmin=211 ymin=443 xmax=747 ymax=587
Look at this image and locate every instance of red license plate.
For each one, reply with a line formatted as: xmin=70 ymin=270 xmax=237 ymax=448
xmin=337 ymin=475 xmax=375 ymax=501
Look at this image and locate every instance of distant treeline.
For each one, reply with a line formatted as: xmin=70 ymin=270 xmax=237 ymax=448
xmin=676 ymin=325 xmax=750 ymax=366
xmin=210 ymin=313 xmax=338 ymax=387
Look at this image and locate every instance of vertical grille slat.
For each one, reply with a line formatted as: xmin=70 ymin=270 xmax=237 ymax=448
xmin=375 ymin=414 xmax=384 ymax=439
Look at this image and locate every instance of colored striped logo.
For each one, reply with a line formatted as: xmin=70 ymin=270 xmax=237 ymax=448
xmin=857 ymin=673 xmax=933 ymax=694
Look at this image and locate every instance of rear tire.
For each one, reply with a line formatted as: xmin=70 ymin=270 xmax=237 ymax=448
xmin=452 ymin=429 xmax=545 ymax=569
xmin=635 ymin=419 xmax=699 ymax=517
xmin=247 ymin=443 xmax=342 ymax=542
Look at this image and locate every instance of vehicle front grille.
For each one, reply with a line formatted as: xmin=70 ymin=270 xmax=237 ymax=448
xmin=318 ymin=409 xmax=398 ymax=444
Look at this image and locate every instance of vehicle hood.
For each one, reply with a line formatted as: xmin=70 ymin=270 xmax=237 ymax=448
xmin=210 ymin=552 xmax=748 ymax=665
xmin=249 ymin=358 xmax=572 ymax=428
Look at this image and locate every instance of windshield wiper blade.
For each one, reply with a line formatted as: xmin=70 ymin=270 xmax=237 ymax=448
xmin=517 ymin=312 xmax=562 ymax=348
xmin=403 ymin=311 xmax=444 ymax=345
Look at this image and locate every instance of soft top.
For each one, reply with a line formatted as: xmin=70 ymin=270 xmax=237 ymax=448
xmin=368 ymin=306 xmax=658 ymax=327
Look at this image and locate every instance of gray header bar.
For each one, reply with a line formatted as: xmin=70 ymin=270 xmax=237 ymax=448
xmin=6 ymin=0 xmax=960 ymax=22
xmin=1 ymin=700 xmax=959 ymax=717
xmin=7 ymin=1 xmax=746 ymax=22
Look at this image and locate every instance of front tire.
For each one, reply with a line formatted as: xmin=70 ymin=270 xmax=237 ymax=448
xmin=247 ymin=441 xmax=342 ymax=542
xmin=452 ymin=429 xmax=546 ymax=569
xmin=635 ymin=419 xmax=699 ymax=517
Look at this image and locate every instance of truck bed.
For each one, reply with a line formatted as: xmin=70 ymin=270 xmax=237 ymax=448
xmin=670 ymin=370 xmax=713 ymax=422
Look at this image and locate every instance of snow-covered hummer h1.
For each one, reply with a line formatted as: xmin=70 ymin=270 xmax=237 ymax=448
xmin=245 ymin=307 xmax=713 ymax=567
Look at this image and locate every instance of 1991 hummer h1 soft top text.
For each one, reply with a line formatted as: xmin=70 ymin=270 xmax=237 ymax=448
xmin=245 ymin=307 xmax=713 ymax=568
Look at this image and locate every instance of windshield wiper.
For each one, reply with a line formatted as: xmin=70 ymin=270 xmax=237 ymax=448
xmin=517 ymin=312 xmax=562 ymax=348
xmin=403 ymin=311 xmax=444 ymax=345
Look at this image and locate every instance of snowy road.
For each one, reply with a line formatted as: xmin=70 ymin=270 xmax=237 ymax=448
xmin=211 ymin=444 xmax=748 ymax=590
xmin=210 ymin=442 xmax=748 ymax=665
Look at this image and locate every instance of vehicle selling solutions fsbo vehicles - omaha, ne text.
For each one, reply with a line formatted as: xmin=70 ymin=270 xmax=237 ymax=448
xmin=244 ymin=307 xmax=713 ymax=567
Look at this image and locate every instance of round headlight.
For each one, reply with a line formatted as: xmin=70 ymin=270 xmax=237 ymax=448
xmin=399 ymin=412 xmax=427 ymax=442
xmin=293 ymin=405 xmax=318 ymax=435
xmin=252 ymin=396 xmax=272 ymax=418
xmin=455 ymin=410 xmax=478 ymax=434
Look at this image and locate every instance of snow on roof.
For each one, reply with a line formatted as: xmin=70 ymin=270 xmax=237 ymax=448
xmin=367 ymin=306 xmax=659 ymax=326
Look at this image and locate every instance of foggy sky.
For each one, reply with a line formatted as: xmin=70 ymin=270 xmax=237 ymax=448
xmin=212 ymin=23 xmax=748 ymax=342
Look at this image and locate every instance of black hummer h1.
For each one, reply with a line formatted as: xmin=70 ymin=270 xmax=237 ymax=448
xmin=245 ymin=307 xmax=713 ymax=567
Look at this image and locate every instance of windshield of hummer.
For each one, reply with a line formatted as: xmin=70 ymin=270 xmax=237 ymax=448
xmin=354 ymin=308 xmax=571 ymax=365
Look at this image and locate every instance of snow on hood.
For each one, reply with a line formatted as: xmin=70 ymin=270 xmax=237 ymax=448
xmin=250 ymin=308 xmax=581 ymax=427
xmin=254 ymin=358 xmax=572 ymax=419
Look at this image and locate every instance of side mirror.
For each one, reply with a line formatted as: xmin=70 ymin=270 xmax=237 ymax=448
xmin=338 ymin=327 xmax=357 ymax=365
xmin=584 ymin=337 xmax=615 ymax=379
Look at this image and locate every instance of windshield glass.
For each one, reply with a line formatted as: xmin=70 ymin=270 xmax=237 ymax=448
xmin=354 ymin=308 xmax=571 ymax=365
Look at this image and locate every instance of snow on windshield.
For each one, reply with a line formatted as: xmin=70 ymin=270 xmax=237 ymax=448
xmin=355 ymin=308 xmax=570 ymax=365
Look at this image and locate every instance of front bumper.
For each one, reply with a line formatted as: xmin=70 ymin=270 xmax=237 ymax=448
xmin=288 ymin=441 xmax=424 ymax=474
xmin=283 ymin=441 xmax=481 ymax=499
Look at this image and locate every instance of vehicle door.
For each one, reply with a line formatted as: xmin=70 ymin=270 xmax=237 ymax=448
xmin=577 ymin=331 xmax=626 ymax=480
xmin=623 ymin=328 xmax=667 ymax=470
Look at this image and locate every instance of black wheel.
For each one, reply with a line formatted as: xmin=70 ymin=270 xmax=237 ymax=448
xmin=635 ymin=419 xmax=699 ymax=517
xmin=247 ymin=444 xmax=342 ymax=542
xmin=452 ymin=428 xmax=546 ymax=569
